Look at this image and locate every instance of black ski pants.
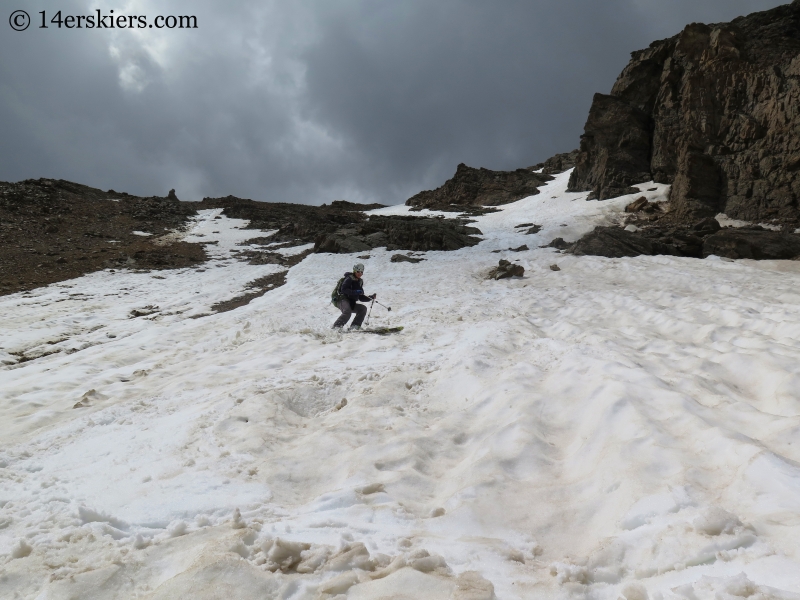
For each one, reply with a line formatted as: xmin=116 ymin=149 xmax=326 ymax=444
xmin=332 ymin=298 xmax=367 ymax=328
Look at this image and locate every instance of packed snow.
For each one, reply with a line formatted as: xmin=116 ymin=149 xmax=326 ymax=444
xmin=2 ymin=170 xmax=800 ymax=599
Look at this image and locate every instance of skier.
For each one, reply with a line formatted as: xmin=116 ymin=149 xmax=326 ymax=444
xmin=332 ymin=263 xmax=376 ymax=330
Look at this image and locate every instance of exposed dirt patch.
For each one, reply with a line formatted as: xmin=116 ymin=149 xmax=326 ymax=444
xmin=0 ymin=179 xmax=205 ymax=296
xmin=211 ymin=248 xmax=315 ymax=314
xmin=210 ymin=271 xmax=290 ymax=314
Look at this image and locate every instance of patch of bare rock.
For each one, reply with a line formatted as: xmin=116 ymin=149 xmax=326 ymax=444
xmin=570 ymin=218 xmax=800 ymax=261
xmin=200 ymin=195 xmax=484 ymax=254
xmin=315 ymin=215 xmax=483 ymax=254
xmin=391 ymin=254 xmax=426 ymax=264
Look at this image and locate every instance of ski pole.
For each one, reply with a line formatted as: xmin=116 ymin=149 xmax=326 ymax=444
xmin=365 ymin=299 xmax=375 ymax=326
xmin=375 ymin=300 xmax=391 ymax=311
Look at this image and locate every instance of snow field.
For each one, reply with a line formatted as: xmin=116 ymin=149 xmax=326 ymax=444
xmin=1 ymin=170 xmax=800 ymax=598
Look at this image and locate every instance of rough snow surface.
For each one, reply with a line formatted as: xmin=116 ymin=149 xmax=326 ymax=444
xmin=2 ymin=171 xmax=800 ymax=599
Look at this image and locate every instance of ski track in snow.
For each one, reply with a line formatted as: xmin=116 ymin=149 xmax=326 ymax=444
xmin=2 ymin=170 xmax=800 ymax=599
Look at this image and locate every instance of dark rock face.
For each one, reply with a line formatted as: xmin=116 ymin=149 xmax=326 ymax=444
xmin=406 ymin=163 xmax=553 ymax=210
xmin=568 ymin=1 xmax=800 ymax=224
xmin=569 ymin=94 xmax=653 ymax=200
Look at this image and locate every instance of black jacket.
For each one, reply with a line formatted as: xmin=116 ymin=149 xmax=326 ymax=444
xmin=339 ymin=272 xmax=371 ymax=306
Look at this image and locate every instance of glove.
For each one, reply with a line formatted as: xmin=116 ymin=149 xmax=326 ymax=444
xmin=370 ymin=294 xmax=377 ymax=300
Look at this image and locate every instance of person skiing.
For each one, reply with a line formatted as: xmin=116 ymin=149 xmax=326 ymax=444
xmin=332 ymin=263 xmax=376 ymax=330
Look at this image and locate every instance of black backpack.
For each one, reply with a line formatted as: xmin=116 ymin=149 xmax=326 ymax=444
xmin=331 ymin=276 xmax=346 ymax=306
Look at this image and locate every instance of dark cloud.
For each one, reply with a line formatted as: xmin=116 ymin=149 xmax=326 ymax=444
xmin=0 ymin=0 xmax=789 ymax=204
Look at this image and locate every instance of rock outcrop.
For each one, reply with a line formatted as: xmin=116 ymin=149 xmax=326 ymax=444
xmin=568 ymin=0 xmax=800 ymax=225
xmin=314 ymin=216 xmax=482 ymax=254
xmin=198 ymin=196 xmax=386 ymax=245
xmin=570 ymin=224 xmax=800 ymax=260
xmin=487 ymin=259 xmax=525 ymax=279
xmin=703 ymin=228 xmax=800 ymax=259
xmin=406 ymin=163 xmax=553 ymax=211
xmin=200 ymin=196 xmax=483 ymax=254
xmin=529 ymin=150 xmax=580 ymax=175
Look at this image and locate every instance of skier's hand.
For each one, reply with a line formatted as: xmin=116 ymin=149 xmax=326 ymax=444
xmin=370 ymin=293 xmax=377 ymax=300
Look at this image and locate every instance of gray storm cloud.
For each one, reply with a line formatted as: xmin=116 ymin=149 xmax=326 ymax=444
xmin=0 ymin=0 xmax=788 ymax=204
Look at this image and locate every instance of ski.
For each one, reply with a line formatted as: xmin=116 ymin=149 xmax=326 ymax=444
xmin=352 ymin=326 xmax=404 ymax=335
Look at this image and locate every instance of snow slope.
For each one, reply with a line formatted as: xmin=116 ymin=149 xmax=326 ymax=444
xmin=2 ymin=170 xmax=800 ymax=599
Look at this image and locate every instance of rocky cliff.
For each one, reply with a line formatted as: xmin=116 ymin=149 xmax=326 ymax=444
xmin=568 ymin=0 xmax=800 ymax=225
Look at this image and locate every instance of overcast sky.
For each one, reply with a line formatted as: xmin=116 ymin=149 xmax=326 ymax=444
xmin=0 ymin=0 xmax=789 ymax=205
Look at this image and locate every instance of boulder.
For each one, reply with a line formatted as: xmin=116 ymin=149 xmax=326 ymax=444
xmin=571 ymin=226 xmax=683 ymax=258
xmin=625 ymin=197 xmax=650 ymax=212
xmin=692 ymin=217 xmax=722 ymax=234
xmin=545 ymin=237 xmax=572 ymax=250
xmin=488 ymin=259 xmax=524 ymax=279
xmin=391 ymin=254 xmax=425 ymax=264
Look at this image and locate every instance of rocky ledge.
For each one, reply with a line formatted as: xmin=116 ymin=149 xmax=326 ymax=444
xmin=405 ymin=163 xmax=554 ymax=212
xmin=571 ymin=223 xmax=800 ymax=260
